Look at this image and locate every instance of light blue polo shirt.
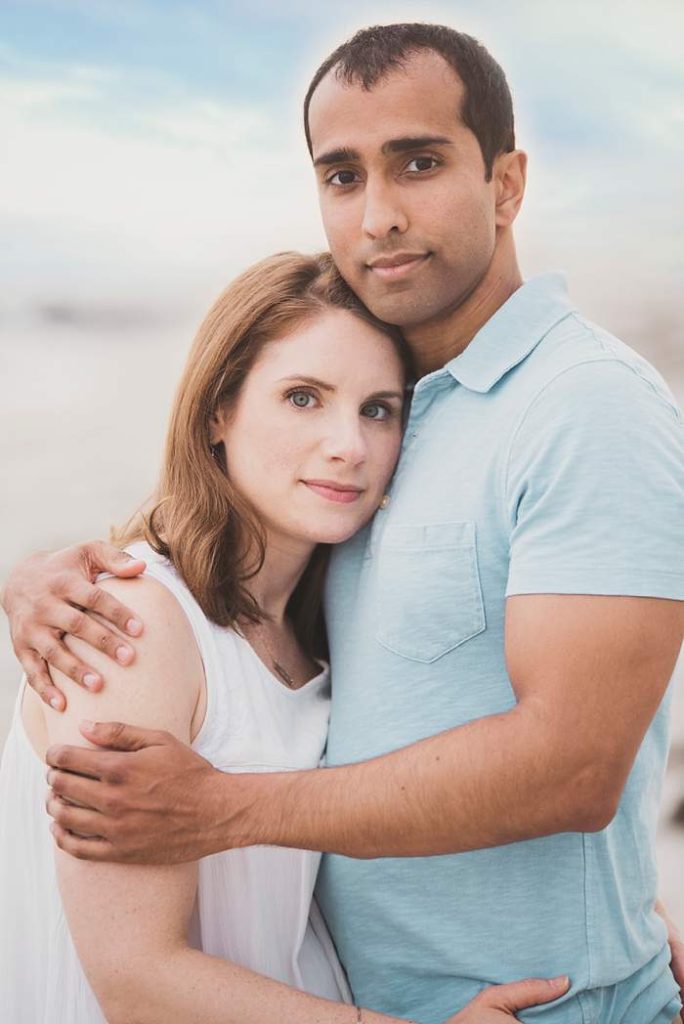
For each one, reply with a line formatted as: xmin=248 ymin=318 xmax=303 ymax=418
xmin=317 ymin=274 xmax=684 ymax=1024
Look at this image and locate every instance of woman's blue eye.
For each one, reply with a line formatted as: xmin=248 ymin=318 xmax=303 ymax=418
xmin=288 ymin=390 xmax=315 ymax=409
xmin=362 ymin=403 xmax=390 ymax=420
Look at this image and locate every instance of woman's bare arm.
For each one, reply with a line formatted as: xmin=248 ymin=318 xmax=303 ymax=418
xmin=41 ymin=576 xmax=397 ymax=1024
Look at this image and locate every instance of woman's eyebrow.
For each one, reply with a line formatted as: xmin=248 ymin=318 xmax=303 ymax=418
xmin=277 ymin=375 xmax=335 ymax=391
xmin=364 ymin=390 xmax=405 ymax=402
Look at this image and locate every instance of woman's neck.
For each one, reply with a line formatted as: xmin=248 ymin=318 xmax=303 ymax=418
xmin=246 ymin=535 xmax=315 ymax=624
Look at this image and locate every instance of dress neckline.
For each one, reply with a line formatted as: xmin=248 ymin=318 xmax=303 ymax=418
xmin=233 ymin=630 xmax=329 ymax=697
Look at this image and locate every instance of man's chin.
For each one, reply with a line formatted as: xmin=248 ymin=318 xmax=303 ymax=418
xmin=359 ymin=287 xmax=438 ymax=330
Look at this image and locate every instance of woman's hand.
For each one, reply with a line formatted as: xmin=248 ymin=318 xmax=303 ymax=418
xmin=655 ymin=898 xmax=684 ymax=1021
xmin=1 ymin=541 xmax=146 ymax=709
xmin=444 ymin=975 xmax=569 ymax=1022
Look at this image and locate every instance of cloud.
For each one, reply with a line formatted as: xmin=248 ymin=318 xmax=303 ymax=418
xmin=0 ymin=54 xmax=324 ymax=313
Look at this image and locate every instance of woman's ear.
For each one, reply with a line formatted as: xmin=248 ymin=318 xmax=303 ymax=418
xmin=208 ymin=407 xmax=227 ymax=446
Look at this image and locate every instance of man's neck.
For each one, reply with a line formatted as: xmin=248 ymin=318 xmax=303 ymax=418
xmin=406 ymin=243 xmax=523 ymax=377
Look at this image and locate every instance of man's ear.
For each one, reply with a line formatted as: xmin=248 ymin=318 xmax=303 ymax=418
xmin=494 ymin=150 xmax=527 ymax=228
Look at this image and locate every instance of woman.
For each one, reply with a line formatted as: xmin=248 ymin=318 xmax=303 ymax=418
xmin=0 ymin=252 xmax=567 ymax=1022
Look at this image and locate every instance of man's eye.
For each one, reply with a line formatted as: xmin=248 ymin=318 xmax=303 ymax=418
xmin=328 ymin=169 xmax=358 ymax=186
xmin=287 ymin=390 xmax=316 ymax=409
xmin=362 ymin=402 xmax=391 ymax=421
xmin=406 ymin=156 xmax=439 ymax=173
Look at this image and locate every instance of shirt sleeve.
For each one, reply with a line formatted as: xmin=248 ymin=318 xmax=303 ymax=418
xmin=504 ymin=358 xmax=684 ymax=599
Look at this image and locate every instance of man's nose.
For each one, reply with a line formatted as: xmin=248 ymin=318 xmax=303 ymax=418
xmin=361 ymin=180 xmax=408 ymax=239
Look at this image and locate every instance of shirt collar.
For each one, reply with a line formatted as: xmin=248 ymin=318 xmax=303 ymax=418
xmin=444 ymin=273 xmax=576 ymax=393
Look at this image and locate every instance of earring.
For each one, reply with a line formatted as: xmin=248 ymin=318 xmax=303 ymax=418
xmin=209 ymin=443 xmax=221 ymax=463
xmin=379 ymin=494 xmax=390 ymax=510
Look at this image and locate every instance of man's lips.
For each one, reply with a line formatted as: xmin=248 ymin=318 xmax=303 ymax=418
xmin=366 ymin=252 xmax=430 ymax=280
xmin=303 ymin=480 xmax=364 ymax=504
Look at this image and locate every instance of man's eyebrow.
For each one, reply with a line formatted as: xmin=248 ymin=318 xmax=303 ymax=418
xmin=313 ymin=137 xmax=453 ymax=168
xmin=382 ymin=135 xmax=453 ymax=154
xmin=313 ymin=147 xmax=359 ymax=168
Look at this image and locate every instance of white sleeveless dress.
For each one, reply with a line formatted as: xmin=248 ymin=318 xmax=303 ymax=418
xmin=0 ymin=541 xmax=352 ymax=1022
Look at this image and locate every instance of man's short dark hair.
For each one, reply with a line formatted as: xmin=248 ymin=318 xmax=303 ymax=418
xmin=303 ymin=22 xmax=515 ymax=181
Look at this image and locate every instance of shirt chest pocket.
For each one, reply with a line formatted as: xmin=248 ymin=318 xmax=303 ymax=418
xmin=375 ymin=521 xmax=486 ymax=663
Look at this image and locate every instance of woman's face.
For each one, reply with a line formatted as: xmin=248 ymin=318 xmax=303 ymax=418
xmin=211 ymin=308 xmax=405 ymax=554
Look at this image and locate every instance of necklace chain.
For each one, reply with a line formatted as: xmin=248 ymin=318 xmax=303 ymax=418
xmin=245 ymin=622 xmax=298 ymax=689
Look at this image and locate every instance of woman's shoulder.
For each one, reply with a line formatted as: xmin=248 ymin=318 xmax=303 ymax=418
xmin=92 ymin=570 xmax=204 ymax=696
xmin=97 ymin=569 xmax=192 ymax=637
xmin=49 ymin=572 xmax=205 ymax=749
xmin=112 ymin=542 xmax=204 ymax=627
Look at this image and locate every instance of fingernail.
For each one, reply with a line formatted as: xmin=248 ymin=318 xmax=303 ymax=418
xmin=125 ymin=617 xmax=143 ymax=637
xmin=548 ymin=975 xmax=569 ymax=988
xmin=80 ymin=720 xmax=95 ymax=731
xmin=115 ymin=644 xmax=133 ymax=664
xmin=49 ymin=696 xmax=64 ymax=710
xmin=83 ymin=673 xmax=100 ymax=690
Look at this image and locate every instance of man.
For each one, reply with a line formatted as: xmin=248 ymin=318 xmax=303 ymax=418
xmin=4 ymin=23 xmax=684 ymax=1024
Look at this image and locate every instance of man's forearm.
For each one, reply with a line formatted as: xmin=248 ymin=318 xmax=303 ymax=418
xmin=222 ymin=704 xmax=617 ymax=858
xmin=47 ymin=596 xmax=679 ymax=865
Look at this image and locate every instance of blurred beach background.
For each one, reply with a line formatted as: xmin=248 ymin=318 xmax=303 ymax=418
xmin=1 ymin=0 xmax=683 ymax=920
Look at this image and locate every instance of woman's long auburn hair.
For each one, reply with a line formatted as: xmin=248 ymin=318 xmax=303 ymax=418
xmin=115 ymin=251 xmax=410 ymax=658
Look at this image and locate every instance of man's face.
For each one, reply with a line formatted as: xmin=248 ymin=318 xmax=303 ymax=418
xmin=308 ymin=51 xmax=499 ymax=333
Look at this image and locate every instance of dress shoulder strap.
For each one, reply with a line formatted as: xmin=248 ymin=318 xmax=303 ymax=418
xmin=116 ymin=542 xmax=227 ymax=759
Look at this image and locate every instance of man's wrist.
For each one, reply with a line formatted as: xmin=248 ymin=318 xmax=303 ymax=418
xmin=207 ymin=766 xmax=305 ymax=854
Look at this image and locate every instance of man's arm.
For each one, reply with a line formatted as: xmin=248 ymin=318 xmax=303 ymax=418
xmin=47 ymin=593 xmax=683 ymax=860
xmin=225 ymin=592 xmax=684 ymax=855
xmin=1 ymin=541 xmax=146 ymax=708
xmin=260 ymin=593 xmax=683 ymax=856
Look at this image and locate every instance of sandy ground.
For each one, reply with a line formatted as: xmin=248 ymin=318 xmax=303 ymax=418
xmin=1 ymin=317 xmax=683 ymax=923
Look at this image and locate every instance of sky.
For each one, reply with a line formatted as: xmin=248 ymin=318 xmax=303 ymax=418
xmin=1 ymin=0 xmax=683 ymax=371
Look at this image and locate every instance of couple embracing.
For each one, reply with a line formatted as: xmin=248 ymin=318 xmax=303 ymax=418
xmin=2 ymin=22 xmax=683 ymax=1024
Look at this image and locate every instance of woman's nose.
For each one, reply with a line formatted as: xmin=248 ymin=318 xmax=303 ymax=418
xmin=321 ymin=416 xmax=367 ymax=465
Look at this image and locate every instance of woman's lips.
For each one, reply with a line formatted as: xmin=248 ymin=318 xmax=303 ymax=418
xmin=303 ymin=481 xmax=363 ymax=504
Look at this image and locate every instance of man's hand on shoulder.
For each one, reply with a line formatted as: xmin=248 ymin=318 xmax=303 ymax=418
xmin=47 ymin=721 xmax=232 ymax=864
xmin=1 ymin=540 xmax=146 ymax=709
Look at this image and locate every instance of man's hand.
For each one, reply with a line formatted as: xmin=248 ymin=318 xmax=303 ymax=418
xmin=655 ymin=898 xmax=684 ymax=1021
xmin=46 ymin=721 xmax=233 ymax=863
xmin=1 ymin=541 xmax=146 ymax=709
xmin=445 ymin=975 xmax=569 ymax=1022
